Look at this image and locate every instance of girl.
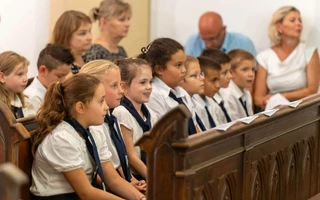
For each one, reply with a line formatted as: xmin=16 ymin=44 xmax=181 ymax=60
xmin=112 ymin=58 xmax=157 ymax=180
xmin=139 ymin=37 xmax=201 ymax=135
xmin=79 ymin=60 xmax=146 ymax=192
xmin=0 ymin=51 xmax=29 ymax=118
xmin=30 ymin=74 xmax=145 ymax=200
xmin=52 ymin=10 xmax=92 ymax=74
xmin=84 ymin=0 xmax=131 ymax=62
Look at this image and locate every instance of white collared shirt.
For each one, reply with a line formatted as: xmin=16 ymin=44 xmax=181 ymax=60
xmin=146 ymin=77 xmax=196 ymax=123
xmin=31 ymin=121 xmax=111 ymax=196
xmin=24 ymin=77 xmax=46 ymax=115
xmin=213 ymin=92 xmax=230 ymax=125
xmin=10 ymin=94 xmax=30 ymax=117
xmin=219 ymin=80 xmax=253 ymax=121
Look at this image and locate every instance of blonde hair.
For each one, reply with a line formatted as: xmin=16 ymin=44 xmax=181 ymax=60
xmin=52 ymin=10 xmax=91 ymax=47
xmin=185 ymin=56 xmax=199 ymax=71
xmin=90 ymin=0 xmax=131 ymax=22
xmin=0 ymin=51 xmax=29 ymax=109
xmin=79 ymin=60 xmax=119 ymax=79
xmin=227 ymin=49 xmax=255 ymax=70
xmin=268 ymin=6 xmax=300 ymax=45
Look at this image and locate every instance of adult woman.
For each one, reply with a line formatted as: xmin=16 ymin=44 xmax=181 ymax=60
xmin=84 ymin=0 xmax=131 ymax=62
xmin=254 ymin=6 xmax=319 ymax=109
xmin=52 ymin=10 xmax=92 ymax=74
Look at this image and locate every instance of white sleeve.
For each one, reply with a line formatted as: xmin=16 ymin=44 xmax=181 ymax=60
xmin=112 ymin=106 xmax=135 ymax=131
xmin=91 ymin=127 xmax=112 ymax=163
xmin=42 ymin=130 xmax=85 ymax=172
xmin=256 ymin=50 xmax=269 ymax=70
xmin=305 ymin=46 xmax=316 ymax=64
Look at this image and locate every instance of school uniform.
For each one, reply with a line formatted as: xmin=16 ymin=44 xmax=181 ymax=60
xmin=30 ymin=120 xmax=111 ymax=197
xmin=219 ymin=80 xmax=253 ymax=121
xmin=146 ymin=77 xmax=204 ymax=134
xmin=193 ymin=94 xmax=217 ymax=129
xmin=113 ymin=97 xmax=158 ymax=178
xmin=10 ymin=94 xmax=29 ymax=118
xmin=213 ymin=92 xmax=232 ymax=124
xmin=24 ymin=77 xmax=46 ymax=115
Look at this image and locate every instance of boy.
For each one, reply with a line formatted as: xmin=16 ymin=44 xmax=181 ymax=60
xmin=24 ymin=44 xmax=74 ymax=115
xmin=219 ymin=49 xmax=255 ymax=121
xmin=201 ymin=48 xmax=232 ymax=123
xmin=192 ymin=56 xmax=226 ymax=128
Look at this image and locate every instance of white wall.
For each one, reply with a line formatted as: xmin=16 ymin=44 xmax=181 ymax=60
xmin=0 ymin=0 xmax=50 ymax=77
xmin=150 ymin=0 xmax=320 ymax=53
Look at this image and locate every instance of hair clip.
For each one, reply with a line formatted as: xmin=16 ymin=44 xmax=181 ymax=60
xmin=140 ymin=42 xmax=153 ymax=54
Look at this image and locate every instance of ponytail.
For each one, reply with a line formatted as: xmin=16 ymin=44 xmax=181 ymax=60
xmin=31 ymin=74 xmax=102 ymax=156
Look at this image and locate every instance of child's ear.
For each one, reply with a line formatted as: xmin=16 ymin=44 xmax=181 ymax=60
xmin=230 ymin=69 xmax=236 ymax=76
xmin=75 ymin=101 xmax=86 ymax=115
xmin=154 ymin=65 xmax=164 ymax=76
xmin=39 ymin=65 xmax=48 ymax=75
xmin=0 ymin=72 xmax=5 ymax=83
xmin=120 ymin=81 xmax=127 ymax=92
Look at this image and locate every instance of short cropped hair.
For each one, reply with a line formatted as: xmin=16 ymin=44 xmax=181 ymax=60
xmin=200 ymin=48 xmax=231 ymax=65
xmin=37 ymin=44 xmax=74 ymax=71
xmin=197 ymin=56 xmax=221 ymax=75
xmin=227 ymin=49 xmax=255 ymax=70
xmin=268 ymin=6 xmax=300 ymax=45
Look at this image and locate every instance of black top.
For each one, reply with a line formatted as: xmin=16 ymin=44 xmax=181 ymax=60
xmin=83 ymin=44 xmax=127 ymax=63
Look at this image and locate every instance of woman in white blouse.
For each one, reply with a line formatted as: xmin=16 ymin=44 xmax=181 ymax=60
xmin=254 ymin=6 xmax=320 ymax=109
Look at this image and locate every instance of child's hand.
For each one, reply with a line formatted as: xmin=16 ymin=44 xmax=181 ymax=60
xmin=131 ymin=180 xmax=147 ymax=193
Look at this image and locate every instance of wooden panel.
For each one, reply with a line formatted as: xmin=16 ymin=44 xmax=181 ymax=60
xmin=137 ymin=94 xmax=320 ymax=199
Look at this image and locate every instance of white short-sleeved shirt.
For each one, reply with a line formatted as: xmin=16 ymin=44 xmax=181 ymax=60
xmin=30 ymin=121 xmax=111 ymax=196
xmin=112 ymin=105 xmax=157 ymax=159
xmin=257 ymin=43 xmax=316 ymax=94
xmin=90 ymin=123 xmax=121 ymax=169
xmin=219 ymin=80 xmax=253 ymax=121
xmin=146 ymin=77 xmax=198 ymax=125
xmin=24 ymin=77 xmax=46 ymax=115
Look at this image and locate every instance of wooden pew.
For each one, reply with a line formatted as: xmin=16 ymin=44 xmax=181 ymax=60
xmin=137 ymin=94 xmax=320 ymax=200
xmin=0 ymin=162 xmax=28 ymax=200
xmin=0 ymin=101 xmax=35 ymax=200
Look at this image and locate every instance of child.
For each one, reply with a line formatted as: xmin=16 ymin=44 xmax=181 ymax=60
xmin=179 ymin=56 xmax=207 ymax=131
xmin=140 ymin=38 xmax=201 ymax=135
xmin=112 ymin=58 xmax=158 ymax=181
xmin=52 ymin=10 xmax=92 ymax=74
xmin=191 ymin=56 xmax=225 ymax=128
xmin=79 ymin=60 xmax=146 ymax=192
xmin=24 ymin=44 xmax=74 ymax=115
xmin=219 ymin=49 xmax=255 ymax=121
xmin=30 ymin=74 xmax=145 ymax=200
xmin=201 ymin=48 xmax=232 ymax=123
xmin=0 ymin=51 xmax=29 ymax=118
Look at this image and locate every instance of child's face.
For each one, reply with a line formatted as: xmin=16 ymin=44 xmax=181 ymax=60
xmin=102 ymin=68 xmax=124 ymax=108
xmin=203 ymin=68 xmax=221 ymax=97
xmin=69 ymin=22 xmax=92 ymax=53
xmin=125 ymin=65 xmax=153 ymax=104
xmin=40 ymin=64 xmax=70 ymax=88
xmin=1 ymin=63 xmax=28 ymax=97
xmin=180 ymin=61 xmax=204 ymax=96
xmin=219 ymin=63 xmax=232 ymax=88
xmin=83 ymin=83 xmax=108 ymax=127
xmin=157 ymin=50 xmax=186 ymax=88
xmin=231 ymin=59 xmax=255 ymax=90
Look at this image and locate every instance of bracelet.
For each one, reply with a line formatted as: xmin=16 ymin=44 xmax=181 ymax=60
xmin=140 ymin=196 xmax=146 ymax=200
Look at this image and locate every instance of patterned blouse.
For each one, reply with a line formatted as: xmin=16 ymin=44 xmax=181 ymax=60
xmin=83 ymin=44 xmax=128 ymax=63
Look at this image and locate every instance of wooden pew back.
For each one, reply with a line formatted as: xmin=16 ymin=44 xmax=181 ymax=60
xmin=137 ymin=94 xmax=320 ymax=200
xmin=0 ymin=101 xmax=36 ymax=200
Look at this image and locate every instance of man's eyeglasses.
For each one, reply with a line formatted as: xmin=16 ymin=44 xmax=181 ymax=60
xmin=201 ymin=26 xmax=225 ymax=43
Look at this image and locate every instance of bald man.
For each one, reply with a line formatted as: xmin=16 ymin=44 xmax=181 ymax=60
xmin=185 ymin=11 xmax=257 ymax=57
